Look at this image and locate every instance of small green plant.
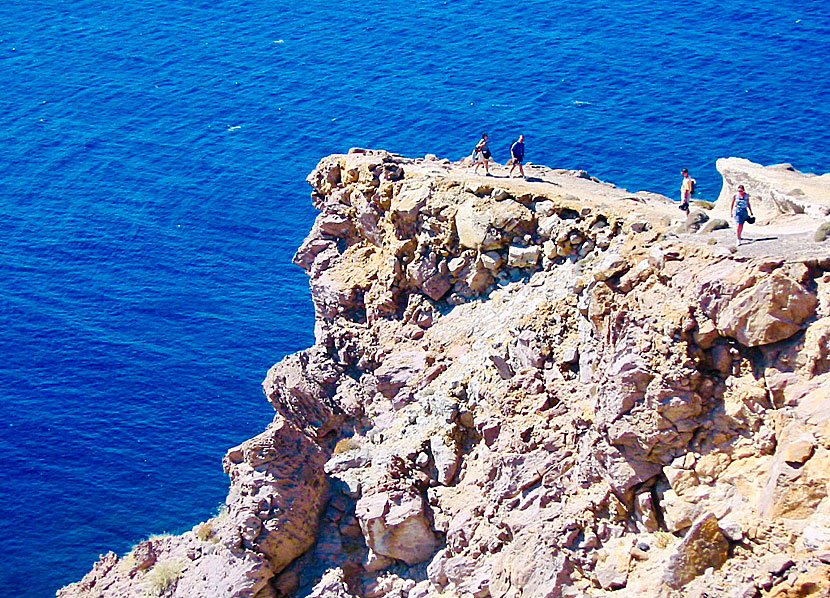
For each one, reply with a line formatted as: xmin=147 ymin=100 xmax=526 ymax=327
xmin=333 ymin=436 xmax=362 ymax=454
xmin=143 ymin=559 xmax=186 ymax=597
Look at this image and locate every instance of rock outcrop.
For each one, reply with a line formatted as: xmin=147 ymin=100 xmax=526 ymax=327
xmin=61 ymin=151 xmax=830 ymax=598
xmin=714 ymin=157 xmax=830 ymax=227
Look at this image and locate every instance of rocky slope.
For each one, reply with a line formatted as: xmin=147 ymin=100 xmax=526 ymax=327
xmin=60 ymin=151 xmax=830 ymax=598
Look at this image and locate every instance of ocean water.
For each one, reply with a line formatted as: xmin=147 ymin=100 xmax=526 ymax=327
xmin=1 ymin=1 xmax=828 ymax=595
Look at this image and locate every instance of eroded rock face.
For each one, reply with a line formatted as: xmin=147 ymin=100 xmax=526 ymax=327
xmin=62 ymin=152 xmax=830 ymax=598
xmin=222 ymin=416 xmax=329 ymax=572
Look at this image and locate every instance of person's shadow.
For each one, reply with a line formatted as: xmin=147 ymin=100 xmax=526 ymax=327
xmin=742 ymin=236 xmax=778 ymax=244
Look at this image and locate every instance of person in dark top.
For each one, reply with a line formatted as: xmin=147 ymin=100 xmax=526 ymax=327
xmin=509 ymin=135 xmax=525 ymax=178
xmin=473 ymin=133 xmax=492 ymax=175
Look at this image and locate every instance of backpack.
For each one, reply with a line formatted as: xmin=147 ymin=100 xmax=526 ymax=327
xmin=690 ymin=178 xmax=696 ymax=194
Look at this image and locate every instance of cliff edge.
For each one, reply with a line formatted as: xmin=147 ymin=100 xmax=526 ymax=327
xmin=60 ymin=151 xmax=830 ymax=598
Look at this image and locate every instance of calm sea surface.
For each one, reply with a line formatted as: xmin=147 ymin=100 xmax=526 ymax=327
xmin=1 ymin=1 xmax=828 ymax=595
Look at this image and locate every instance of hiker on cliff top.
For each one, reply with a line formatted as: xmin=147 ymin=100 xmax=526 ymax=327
xmin=473 ymin=133 xmax=492 ymax=176
xmin=679 ymin=168 xmax=695 ymax=215
xmin=509 ymin=134 xmax=526 ymax=178
xmin=730 ymin=184 xmax=754 ymax=247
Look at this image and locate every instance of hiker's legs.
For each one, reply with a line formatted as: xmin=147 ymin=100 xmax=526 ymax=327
xmin=736 ymin=222 xmax=744 ymax=241
xmin=519 ymin=161 xmax=525 ymax=177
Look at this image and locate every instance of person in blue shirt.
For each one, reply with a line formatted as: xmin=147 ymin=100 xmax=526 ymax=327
xmin=509 ymin=134 xmax=525 ymax=178
xmin=730 ymin=185 xmax=754 ymax=247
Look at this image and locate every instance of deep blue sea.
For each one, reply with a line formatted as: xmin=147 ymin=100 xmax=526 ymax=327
xmin=1 ymin=1 xmax=829 ymax=595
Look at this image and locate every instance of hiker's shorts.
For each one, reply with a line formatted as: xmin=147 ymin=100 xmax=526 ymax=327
xmin=735 ymin=208 xmax=750 ymax=224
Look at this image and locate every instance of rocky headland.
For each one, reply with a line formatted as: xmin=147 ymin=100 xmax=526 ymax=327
xmin=60 ymin=152 xmax=830 ymax=598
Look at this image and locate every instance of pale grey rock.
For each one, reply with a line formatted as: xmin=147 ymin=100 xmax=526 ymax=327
xmin=507 ymin=245 xmax=541 ymax=268
xmin=325 ymin=447 xmax=370 ymax=475
xmin=595 ymin=536 xmax=634 ymax=590
xmin=429 ymin=433 xmax=461 ymax=485
xmin=356 ymin=490 xmax=438 ymax=565
xmin=715 ymin=157 xmax=830 ymax=220
xmin=480 ymin=250 xmax=503 ymax=271
xmin=364 ymin=549 xmax=395 ymax=573
xmin=764 ymin=554 xmax=794 ymax=576
xmin=306 ymin=567 xmax=358 ymax=598
xmin=447 ymin=256 xmax=468 ymax=274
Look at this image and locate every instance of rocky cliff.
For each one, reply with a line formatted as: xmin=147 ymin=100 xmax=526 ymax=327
xmin=60 ymin=151 xmax=830 ymax=598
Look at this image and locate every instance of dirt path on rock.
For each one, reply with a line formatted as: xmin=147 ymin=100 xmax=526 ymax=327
xmin=447 ymin=158 xmax=830 ymax=263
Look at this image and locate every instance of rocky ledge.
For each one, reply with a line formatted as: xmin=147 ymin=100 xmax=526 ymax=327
xmin=61 ymin=151 xmax=830 ymax=598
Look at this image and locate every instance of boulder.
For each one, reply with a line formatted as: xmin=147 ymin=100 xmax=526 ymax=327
xmin=711 ymin=269 xmax=817 ymax=346
xmin=355 ymin=490 xmax=438 ymax=564
xmin=391 ymin=181 xmax=431 ymax=236
xmin=374 ymin=349 xmax=430 ymax=397
xmin=306 ymin=568 xmax=358 ymax=598
xmin=594 ymin=252 xmax=628 ymax=281
xmin=701 ymin=218 xmax=730 ymax=233
xmin=429 ymin=432 xmax=461 ymax=485
xmin=490 ymin=527 xmax=572 ymax=598
xmin=714 ymin=157 xmax=830 ymax=221
xmin=507 ymin=245 xmax=541 ymax=269
xmin=595 ymin=536 xmax=634 ymax=590
xmin=663 ymin=513 xmax=730 ymax=588
xmin=676 ymin=210 xmax=710 ymax=233
xmin=455 ymin=197 xmax=534 ymax=250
